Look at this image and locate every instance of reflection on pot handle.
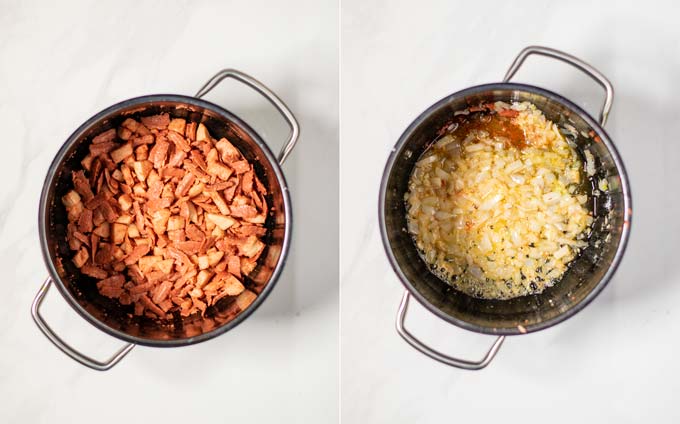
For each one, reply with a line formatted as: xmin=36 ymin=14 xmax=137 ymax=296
xmin=503 ymin=45 xmax=614 ymax=126
xmin=195 ymin=69 xmax=301 ymax=165
xmin=396 ymin=291 xmax=505 ymax=370
xmin=31 ymin=278 xmax=135 ymax=371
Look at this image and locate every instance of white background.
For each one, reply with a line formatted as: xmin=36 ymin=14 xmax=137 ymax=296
xmin=3 ymin=0 xmax=679 ymax=422
xmin=0 ymin=0 xmax=338 ymax=423
xmin=341 ymin=0 xmax=680 ymax=423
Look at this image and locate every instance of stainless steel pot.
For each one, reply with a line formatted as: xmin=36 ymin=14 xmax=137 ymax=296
xmin=379 ymin=46 xmax=632 ymax=369
xmin=32 ymin=69 xmax=299 ymax=371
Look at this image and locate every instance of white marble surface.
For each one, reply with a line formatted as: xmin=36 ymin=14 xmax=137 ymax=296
xmin=0 ymin=0 xmax=337 ymax=423
xmin=341 ymin=1 xmax=680 ymax=422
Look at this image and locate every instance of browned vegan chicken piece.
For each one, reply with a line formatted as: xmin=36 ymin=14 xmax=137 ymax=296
xmin=62 ymin=115 xmax=265 ymax=319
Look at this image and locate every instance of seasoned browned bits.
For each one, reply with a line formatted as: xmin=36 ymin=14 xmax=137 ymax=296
xmin=62 ymin=113 xmax=267 ymax=319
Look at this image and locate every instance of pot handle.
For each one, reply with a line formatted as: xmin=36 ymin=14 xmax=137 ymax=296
xmin=503 ymin=45 xmax=614 ymax=126
xmin=195 ymin=69 xmax=301 ymax=165
xmin=31 ymin=278 xmax=135 ymax=371
xmin=396 ymin=291 xmax=505 ymax=370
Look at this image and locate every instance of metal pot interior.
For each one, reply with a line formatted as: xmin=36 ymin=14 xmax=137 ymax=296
xmin=381 ymin=83 xmax=630 ymax=335
xmin=40 ymin=95 xmax=289 ymax=346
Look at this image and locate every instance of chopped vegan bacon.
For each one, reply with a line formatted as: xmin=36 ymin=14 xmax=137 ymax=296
xmin=92 ymin=128 xmax=117 ymax=145
xmin=140 ymin=113 xmax=170 ymax=130
xmin=62 ymin=117 xmax=269 ymax=319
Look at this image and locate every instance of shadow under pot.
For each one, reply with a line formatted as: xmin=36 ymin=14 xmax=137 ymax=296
xmin=379 ymin=46 xmax=631 ymax=369
xmin=33 ymin=69 xmax=300 ymax=371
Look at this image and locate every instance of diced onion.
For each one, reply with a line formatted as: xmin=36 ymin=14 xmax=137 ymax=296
xmin=417 ymin=154 xmax=438 ymax=166
xmin=598 ymin=178 xmax=609 ymax=191
xmin=480 ymin=194 xmax=503 ymax=210
xmin=585 ymin=150 xmax=596 ymax=176
xmin=405 ymin=101 xmax=591 ymax=300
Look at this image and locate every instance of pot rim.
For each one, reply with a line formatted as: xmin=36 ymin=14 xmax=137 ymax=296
xmin=379 ymin=82 xmax=632 ymax=336
xmin=39 ymin=94 xmax=292 ymax=347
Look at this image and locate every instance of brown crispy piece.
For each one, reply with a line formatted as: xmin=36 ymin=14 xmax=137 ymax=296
xmin=129 ymin=281 xmax=154 ymax=295
xmin=77 ymin=209 xmax=93 ymax=233
xmin=167 ymin=130 xmax=191 ymax=153
xmin=152 ymin=281 xmax=173 ymax=304
xmin=206 ymin=161 xmax=233 ymax=181
xmin=111 ymin=143 xmax=133 ymax=163
xmin=241 ymin=170 xmax=254 ymax=194
xmin=185 ymin=223 xmax=205 ymax=241
xmin=97 ymin=274 xmax=125 ymax=290
xmin=135 ymin=145 xmax=149 ymax=161
xmin=208 ymin=191 xmax=230 ymax=215
xmin=147 ymin=178 xmax=163 ymax=199
xmin=190 ymin=150 xmax=207 ymax=170
xmin=235 ymin=224 xmax=267 ymax=237
xmin=196 ymin=124 xmax=211 ymax=142
xmin=146 ymin=198 xmax=172 ymax=213
xmin=230 ymin=205 xmax=257 ymax=219
xmin=72 ymin=248 xmax=89 ymax=268
xmin=210 ymin=274 xmax=245 ymax=305
xmin=224 ymin=183 xmax=238 ymax=202
xmin=124 ymin=241 xmax=151 ymax=265
xmin=99 ymin=201 xmax=119 ymax=223
xmin=140 ymin=294 xmax=166 ymax=317
xmin=118 ymin=126 xmax=133 ymax=141
xmin=95 ymin=243 xmax=114 ymax=265
xmin=141 ymin=113 xmax=170 ymax=130
xmin=185 ymin=121 xmax=197 ymax=141
xmin=121 ymin=118 xmax=148 ymax=136
xmin=67 ymin=225 xmax=82 ymax=251
xmin=167 ymin=149 xmax=186 ymax=168
xmin=149 ymin=139 xmax=170 ymax=169
xmin=175 ymin=173 xmax=196 ymax=197
xmin=230 ymin=160 xmax=250 ymax=175
xmin=206 ymin=213 xmax=235 ymax=230
xmin=175 ymin=240 xmax=202 ymax=255
xmin=168 ymin=118 xmax=186 ymax=135
xmin=239 ymin=236 xmax=265 ymax=258
xmin=241 ymin=257 xmax=257 ymax=275
xmin=227 ymin=255 xmax=241 ymax=278
xmin=132 ymin=134 xmax=154 ymax=147
xmin=90 ymin=141 xmax=116 ymax=157
xmin=81 ymin=155 xmax=94 ymax=171
xmin=91 ymin=233 xmax=99 ymax=260
xmin=92 ymin=128 xmax=117 ymax=144
xmin=215 ymin=138 xmax=242 ymax=163
xmin=254 ymin=175 xmax=267 ymax=195
xmin=82 ymin=263 xmax=108 ymax=279
xmin=72 ymin=171 xmax=94 ymax=201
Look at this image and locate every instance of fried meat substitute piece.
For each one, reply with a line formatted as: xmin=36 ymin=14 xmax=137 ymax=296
xmin=62 ymin=115 xmax=269 ymax=319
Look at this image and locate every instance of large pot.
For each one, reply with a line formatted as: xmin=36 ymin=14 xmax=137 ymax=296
xmin=32 ymin=69 xmax=299 ymax=371
xmin=379 ymin=46 xmax=631 ymax=369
